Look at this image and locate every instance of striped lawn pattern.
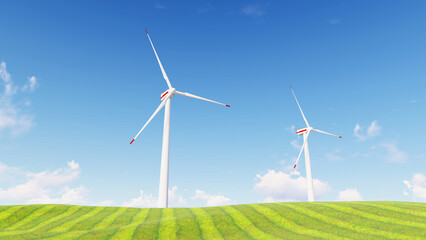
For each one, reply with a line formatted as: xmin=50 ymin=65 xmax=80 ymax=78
xmin=0 ymin=201 xmax=424 ymax=239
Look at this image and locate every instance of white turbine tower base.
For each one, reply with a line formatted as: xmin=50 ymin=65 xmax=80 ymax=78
xmin=291 ymin=86 xmax=341 ymax=202
xmin=130 ymin=29 xmax=230 ymax=208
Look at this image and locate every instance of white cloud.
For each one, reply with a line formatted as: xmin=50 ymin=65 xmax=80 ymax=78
xmin=123 ymin=186 xmax=186 ymax=208
xmin=123 ymin=190 xmax=157 ymax=208
xmin=353 ymin=121 xmax=381 ymax=141
xmin=0 ymin=61 xmax=36 ymax=135
xmin=380 ymin=143 xmax=407 ymax=163
xmin=254 ymin=169 xmax=332 ymax=202
xmin=98 ymin=200 xmax=115 ymax=206
xmin=22 ymin=76 xmax=37 ymax=92
xmin=0 ymin=161 xmax=85 ymax=205
xmin=28 ymin=185 xmax=88 ymax=205
xmin=192 ymin=190 xmax=231 ymax=207
xmin=403 ymin=173 xmax=426 ymax=201
xmin=337 ymin=188 xmax=363 ymax=201
xmin=241 ymin=5 xmax=264 ymax=17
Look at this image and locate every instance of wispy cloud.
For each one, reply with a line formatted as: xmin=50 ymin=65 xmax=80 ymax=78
xmin=290 ymin=139 xmax=302 ymax=150
xmin=330 ymin=18 xmax=340 ymax=24
xmin=380 ymin=143 xmax=407 ymax=163
xmin=325 ymin=149 xmax=343 ymax=161
xmin=353 ymin=120 xmax=382 ymax=141
xmin=0 ymin=61 xmax=37 ymax=136
xmin=22 ymin=76 xmax=37 ymax=92
xmin=197 ymin=3 xmax=215 ymax=14
xmin=154 ymin=1 xmax=167 ymax=9
xmin=241 ymin=4 xmax=265 ymax=17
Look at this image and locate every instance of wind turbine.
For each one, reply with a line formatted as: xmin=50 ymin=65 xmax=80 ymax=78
xmin=290 ymin=86 xmax=341 ymax=202
xmin=130 ymin=29 xmax=230 ymax=208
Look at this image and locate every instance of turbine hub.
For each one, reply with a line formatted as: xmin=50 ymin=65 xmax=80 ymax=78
xmin=160 ymin=88 xmax=175 ymax=101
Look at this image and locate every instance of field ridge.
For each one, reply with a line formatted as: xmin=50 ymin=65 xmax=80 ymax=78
xmin=0 ymin=201 xmax=424 ymax=240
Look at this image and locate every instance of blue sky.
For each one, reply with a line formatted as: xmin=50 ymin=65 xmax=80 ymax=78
xmin=1 ymin=0 xmax=425 ymax=207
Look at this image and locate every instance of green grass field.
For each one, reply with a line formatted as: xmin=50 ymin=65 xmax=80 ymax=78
xmin=0 ymin=201 xmax=424 ymax=239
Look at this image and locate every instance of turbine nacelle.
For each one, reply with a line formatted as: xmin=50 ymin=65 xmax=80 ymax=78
xmin=296 ymin=127 xmax=312 ymax=135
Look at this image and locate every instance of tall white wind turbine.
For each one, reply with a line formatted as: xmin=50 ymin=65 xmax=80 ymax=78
xmin=290 ymin=86 xmax=341 ymax=202
xmin=130 ymin=29 xmax=230 ymax=208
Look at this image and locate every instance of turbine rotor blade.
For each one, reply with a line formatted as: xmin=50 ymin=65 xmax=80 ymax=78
xmin=312 ymin=129 xmax=342 ymax=138
xmin=290 ymin=86 xmax=310 ymax=127
xmin=293 ymin=131 xmax=310 ymax=169
xmin=175 ymin=91 xmax=230 ymax=107
xmin=145 ymin=29 xmax=173 ymax=89
xmin=130 ymin=95 xmax=170 ymax=144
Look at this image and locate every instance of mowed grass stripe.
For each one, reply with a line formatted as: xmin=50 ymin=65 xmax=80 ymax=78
xmin=76 ymin=228 xmax=118 ymax=240
xmin=266 ymin=203 xmax=360 ymax=240
xmin=43 ymin=230 xmax=87 ymax=240
xmin=190 ymin=208 xmax=223 ymax=240
xmin=175 ymin=208 xmax=202 ymax=240
xmin=286 ymin=203 xmax=417 ymax=240
xmin=0 ymin=205 xmax=44 ymax=229
xmin=91 ymin=207 xmax=127 ymax=230
xmin=158 ymin=208 xmax=178 ymax=240
xmin=132 ymin=208 xmax=162 ymax=239
xmin=28 ymin=206 xmax=82 ymax=232
xmin=222 ymin=205 xmax=281 ymax=240
xmin=36 ymin=206 xmax=93 ymax=232
xmin=5 ymin=205 xmax=56 ymax=230
xmin=109 ymin=208 xmax=150 ymax=240
xmin=0 ymin=231 xmax=58 ymax=240
xmin=269 ymin=203 xmax=382 ymax=240
xmin=251 ymin=204 xmax=348 ymax=240
xmin=12 ymin=205 xmax=71 ymax=231
xmin=360 ymin=202 xmax=426 ymax=219
xmin=70 ymin=207 xmax=118 ymax=231
xmin=0 ymin=206 xmax=24 ymax=222
xmin=348 ymin=202 xmax=426 ymax=223
xmin=109 ymin=208 xmax=140 ymax=228
xmin=204 ymin=206 xmax=251 ymax=240
xmin=321 ymin=202 xmax=426 ymax=229
xmin=48 ymin=207 xmax=104 ymax=232
xmin=234 ymin=205 xmax=305 ymax=240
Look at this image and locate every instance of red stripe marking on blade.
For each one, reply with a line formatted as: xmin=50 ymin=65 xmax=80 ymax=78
xmin=294 ymin=164 xmax=296 ymax=168
xmin=297 ymin=129 xmax=307 ymax=134
xmin=161 ymin=91 xmax=168 ymax=99
xmin=145 ymin=28 xmax=148 ymax=34
xmin=130 ymin=139 xmax=135 ymax=144
xmin=226 ymin=105 xmax=230 ymax=107
xmin=339 ymin=136 xmax=342 ymax=138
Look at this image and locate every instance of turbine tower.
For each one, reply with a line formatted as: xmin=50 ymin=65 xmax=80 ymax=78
xmin=130 ymin=29 xmax=230 ymax=208
xmin=290 ymin=86 xmax=341 ymax=202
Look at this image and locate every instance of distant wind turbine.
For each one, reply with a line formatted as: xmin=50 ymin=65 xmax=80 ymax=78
xmin=130 ymin=29 xmax=230 ymax=208
xmin=290 ymin=86 xmax=341 ymax=202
